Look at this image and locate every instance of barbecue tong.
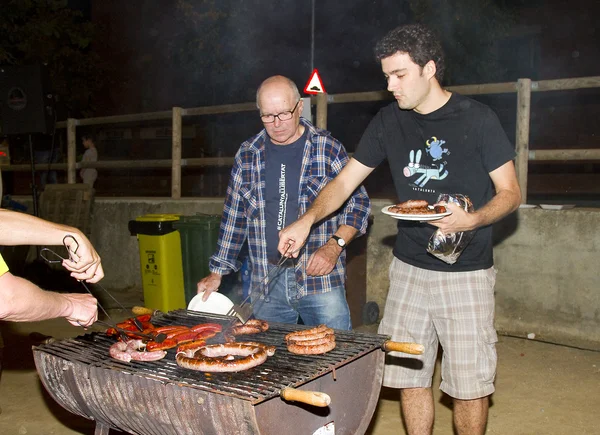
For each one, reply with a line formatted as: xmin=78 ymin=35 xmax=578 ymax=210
xmin=226 ymin=244 xmax=293 ymax=324
xmin=94 ymin=320 xmax=167 ymax=343
xmin=40 ymin=237 xmax=148 ymax=337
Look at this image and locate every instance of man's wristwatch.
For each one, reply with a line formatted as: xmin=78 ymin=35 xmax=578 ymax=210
xmin=330 ymin=235 xmax=346 ymax=249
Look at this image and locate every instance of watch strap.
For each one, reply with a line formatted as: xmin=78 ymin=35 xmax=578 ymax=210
xmin=331 ymin=235 xmax=346 ymax=249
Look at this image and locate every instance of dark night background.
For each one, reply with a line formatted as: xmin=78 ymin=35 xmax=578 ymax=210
xmin=1 ymin=0 xmax=599 ymax=201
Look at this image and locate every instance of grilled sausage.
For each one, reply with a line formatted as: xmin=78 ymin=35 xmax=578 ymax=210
xmin=109 ymin=340 xmax=167 ymax=362
xmin=229 ymin=319 xmax=269 ymax=336
xmin=285 ymin=326 xmax=337 ymax=355
xmin=284 ymin=325 xmax=330 ymax=341
xmin=285 ymin=329 xmax=334 ymax=342
xmin=395 ymin=199 xmax=429 ymax=210
xmin=176 ymin=339 xmax=207 ymax=353
xmin=287 ymin=339 xmax=336 ymax=355
xmin=286 ymin=335 xmax=334 ymax=346
xmin=176 ymin=342 xmax=275 ymax=372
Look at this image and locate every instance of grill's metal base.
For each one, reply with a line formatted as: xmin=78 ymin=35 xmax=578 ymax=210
xmin=34 ymin=349 xmax=384 ymax=435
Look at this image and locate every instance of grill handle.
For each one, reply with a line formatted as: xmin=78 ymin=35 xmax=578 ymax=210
xmin=382 ymin=341 xmax=424 ymax=355
xmin=280 ymin=387 xmax=331 ymax=407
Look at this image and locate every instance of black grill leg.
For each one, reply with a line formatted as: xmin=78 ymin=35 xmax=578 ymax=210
xmin=95 ymin=422 xmax=110 ymax=435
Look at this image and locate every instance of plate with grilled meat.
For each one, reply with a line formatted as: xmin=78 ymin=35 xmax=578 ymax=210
xmin=382 ymin=199 xmax=451 ymax=221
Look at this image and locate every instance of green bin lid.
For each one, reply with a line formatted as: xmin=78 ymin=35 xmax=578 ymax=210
xmin=173 ymin=214 xmax=221 ymax=228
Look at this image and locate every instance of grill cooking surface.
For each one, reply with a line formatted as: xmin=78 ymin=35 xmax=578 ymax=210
xmin=36 ymin=310 xmax=388 ymax=404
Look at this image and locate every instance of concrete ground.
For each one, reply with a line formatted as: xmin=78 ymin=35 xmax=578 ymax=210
xmin=0 ymin=285 xmax=598 ymax=435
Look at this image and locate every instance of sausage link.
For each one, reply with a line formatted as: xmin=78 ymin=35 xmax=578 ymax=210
xmin=286 ymin=335 xmax=334 ymax=346
xmin=176 ymin=343 xmax=273 ymax=372
xmin=285 ymin=329 xmax=334 ymax=342
xmin=284 ymin=325 xmax=329 ymax=341
xmin=287 ymin=340 xmax=336 ymax=355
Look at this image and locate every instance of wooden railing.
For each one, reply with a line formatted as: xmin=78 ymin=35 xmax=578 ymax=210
xmin=2 ymin=76 xmax=599 ymax=202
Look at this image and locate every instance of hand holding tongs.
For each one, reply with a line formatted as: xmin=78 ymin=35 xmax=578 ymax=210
xmin=40 ymin=236 xmax=146 ymax=334
xmin=225 ymin=244 xmax=293 ymax=324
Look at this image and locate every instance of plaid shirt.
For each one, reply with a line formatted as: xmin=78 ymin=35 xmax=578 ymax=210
xmin=209 ymin=118 xmax=371 ymax=298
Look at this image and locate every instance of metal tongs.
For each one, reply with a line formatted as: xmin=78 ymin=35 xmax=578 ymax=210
xmin=40 ymin=236 xmax=148 ymax=338
xmin=94 ymin=320 xmax=167 ymax=343
xmin=225 ymin=244 xmax=293 ymax=324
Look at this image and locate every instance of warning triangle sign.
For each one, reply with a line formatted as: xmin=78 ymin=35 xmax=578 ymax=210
xmin=304 ymin=69 xmax=326 ymax=94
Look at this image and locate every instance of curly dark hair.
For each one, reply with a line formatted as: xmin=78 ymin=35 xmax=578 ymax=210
xmin=374 ymin=24 xmax=445 ymax=82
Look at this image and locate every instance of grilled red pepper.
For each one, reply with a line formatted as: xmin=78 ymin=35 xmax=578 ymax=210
xmin=190 ymin=323 xmax=222 ymax=333
xmin=165 ymin=327 xmax=192 ymax=339
xmin=134 ymin=314 xmax=153 ymax=323
xmin=153 ymin=325 xmax=190 ymax=335
xmin=146 ymin=339 xmax=178 ymax=351
xmin=170 ymin=330 xmax=203 ymax=344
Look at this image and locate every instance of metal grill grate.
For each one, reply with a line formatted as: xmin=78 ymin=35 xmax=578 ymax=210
xmin=36 ymin=310 xmax=388 ymax=404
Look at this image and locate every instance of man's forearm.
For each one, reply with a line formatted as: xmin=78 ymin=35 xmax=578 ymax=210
xmin=472 ymin=189 xmax=521 ymax=229
xmin=302 ymin=178 xmax=352 ymax=225
xmin=0 ymin=273 xmax=72 ymax=322
xmin=0 ymin=209 xmax=83 ymax=246
xmin=333 ymin=225 xmax=360 ymax=245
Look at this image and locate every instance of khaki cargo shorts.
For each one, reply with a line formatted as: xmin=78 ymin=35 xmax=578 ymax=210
xmin=378 ymin=257 xmax=498 ymax=400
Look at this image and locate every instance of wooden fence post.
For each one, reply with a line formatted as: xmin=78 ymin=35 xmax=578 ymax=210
xmin=515 ymin=78 xmax=531 ymax=204
xmin=67 ymin=118 xmax=77 ymax=184
xmin=172 ymin=107 xmax=183 ymax=198
xmin=316 ymin=93 xmax=328 ymax=129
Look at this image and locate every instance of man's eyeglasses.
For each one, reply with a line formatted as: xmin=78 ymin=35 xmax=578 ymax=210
xmin=260 ymin=99 xmax=301 ymax=123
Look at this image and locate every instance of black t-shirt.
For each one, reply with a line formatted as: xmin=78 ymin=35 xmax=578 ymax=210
xmin=264 ymin=131 xmax=306 ymax=261
xmin=353 ymin=93 xmax=516 ymax=272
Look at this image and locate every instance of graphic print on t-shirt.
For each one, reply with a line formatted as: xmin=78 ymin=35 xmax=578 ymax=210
xmin=277 ymin=164 xmax=287 ymax=230
xmin=404 ymin=136 xmax=450 ymax=190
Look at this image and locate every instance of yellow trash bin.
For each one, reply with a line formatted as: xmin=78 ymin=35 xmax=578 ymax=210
xmin=128 ymin=214 xmax=185 ymax=312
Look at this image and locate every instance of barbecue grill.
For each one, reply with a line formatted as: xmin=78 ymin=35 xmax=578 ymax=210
xmin=33 ymin=310 xmax=400 ymax=435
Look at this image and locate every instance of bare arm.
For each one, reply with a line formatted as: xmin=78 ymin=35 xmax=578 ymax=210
xmin=430 ymin=161 xmax=521 ymax=233
xmin=278 ymin=158 xmax=375 ymax=257
xmin=0 ymin=271 xmax=98 ymax=325
xmin=305 ymin=224 xmax=359 ymax=276
xmin=0 ymin=209 xmax=104 ymax=282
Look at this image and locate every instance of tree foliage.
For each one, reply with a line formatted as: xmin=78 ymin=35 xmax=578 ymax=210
xmin=0 ymin=0 xmax=112 ymax=117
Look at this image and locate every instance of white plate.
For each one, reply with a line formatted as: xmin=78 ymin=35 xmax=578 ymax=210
xmin=539 ymin=204 xmax=576 ymax=210
xmin=187 ymin=291 xmax=234 ymax=315
xmin=519 ymin=204 xmax=538 ymax=209
xmin=381 ymin=205 xmax=452 ymax=221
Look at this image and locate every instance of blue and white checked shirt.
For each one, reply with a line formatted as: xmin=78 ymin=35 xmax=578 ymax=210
xmin=208 ymin=118 xmax=371 ymax=298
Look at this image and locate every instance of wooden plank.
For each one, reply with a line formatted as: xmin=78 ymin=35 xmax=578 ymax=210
xmin=67 ymin=118 xmax=77 ymax=184
xmin=535 ymin=76 xmax=600 ymax=92
xmin=515 ymin=79 xmax=532 ymax=203
xmin=171 ymin=107 xmax=183 ymax=199
xmin=528 ymin=149 xmax=600 ymax=161
xmin=183 ymin=102 xmax=257 ymax=116
xmin=316 ymin=93 xmax=328 ymax=129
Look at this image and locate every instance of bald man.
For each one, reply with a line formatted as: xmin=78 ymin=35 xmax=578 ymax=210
xmin=197 ymin=75 xmax=370 ymax=330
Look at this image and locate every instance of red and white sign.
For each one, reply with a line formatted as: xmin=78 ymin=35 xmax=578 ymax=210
xmin=303 ymin=69 xmax=326 ymax=94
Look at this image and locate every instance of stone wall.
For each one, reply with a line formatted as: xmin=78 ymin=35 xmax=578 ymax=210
xmin=13 ymin=196 xmax=600 ymax=347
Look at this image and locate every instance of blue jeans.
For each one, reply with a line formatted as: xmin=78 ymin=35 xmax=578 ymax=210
xmin=252 ymin=266 xmax=352 ymax=330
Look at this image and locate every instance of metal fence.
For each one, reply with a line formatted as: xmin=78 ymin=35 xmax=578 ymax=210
xmin=2 ymin=76 xmax=600 ymax=203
